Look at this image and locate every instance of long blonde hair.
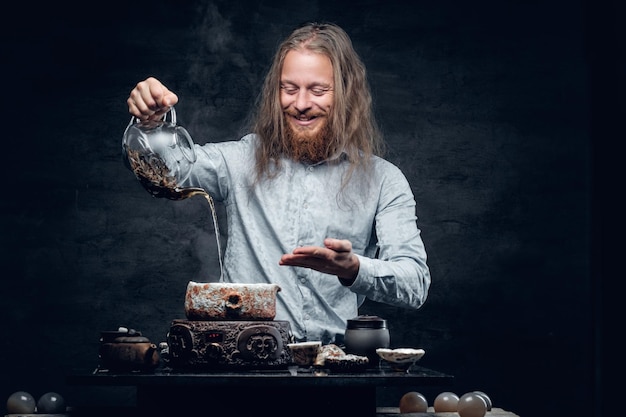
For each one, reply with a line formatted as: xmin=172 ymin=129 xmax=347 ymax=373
xmin=252 ymin=22 xmax=385 ymax=187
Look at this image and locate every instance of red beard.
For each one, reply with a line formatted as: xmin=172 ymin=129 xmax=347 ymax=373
xmin=283 ymin=115 xmax=332 ymax=164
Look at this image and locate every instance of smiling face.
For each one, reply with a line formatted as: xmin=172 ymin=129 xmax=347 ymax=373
xmin=280 ymin=49 xmax=335 ymax=163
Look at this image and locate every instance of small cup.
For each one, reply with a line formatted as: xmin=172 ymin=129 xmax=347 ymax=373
xmin=287 ymin=341 xmax=322 ymax=366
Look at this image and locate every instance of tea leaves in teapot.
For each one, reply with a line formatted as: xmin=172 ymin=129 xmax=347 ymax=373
xmin=126 ymin=147 xmax=181 ymax=198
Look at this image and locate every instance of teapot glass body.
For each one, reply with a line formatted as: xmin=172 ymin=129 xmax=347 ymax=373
xmin=122 ymin=107 xmax=203 ymax=199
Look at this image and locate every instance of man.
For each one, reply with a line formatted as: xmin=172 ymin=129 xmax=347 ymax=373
xmin=127 ymin=22 xmax=430 ymax=344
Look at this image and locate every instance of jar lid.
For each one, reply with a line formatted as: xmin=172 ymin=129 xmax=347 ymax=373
xmin=347 ymin=315 xmax=387 ymax=329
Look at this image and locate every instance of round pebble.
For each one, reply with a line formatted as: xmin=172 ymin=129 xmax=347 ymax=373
xmin=6 ymin=391 xmax=36 ymax=414
xmin=473 ymin=390 xmax=492 ymax=411
xmin=433 ymin=391 xmax=460 ymax=412
xmin=37 ymin=391 xmax=66 ymax=414
xmin=399 ymin=391 xmax=428 ymax=413
xmin=458 ymin=392 xmax=487 ymax=417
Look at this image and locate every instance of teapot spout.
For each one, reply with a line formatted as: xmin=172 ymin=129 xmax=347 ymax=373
xmin=172 ymin=187 xmax=207 ymax=200
xmin=141 ymin=183 xmax=206 ymax=200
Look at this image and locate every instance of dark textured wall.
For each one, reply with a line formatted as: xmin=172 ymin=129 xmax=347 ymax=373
xmin=2 ymin=0 xmax=607 ymax=416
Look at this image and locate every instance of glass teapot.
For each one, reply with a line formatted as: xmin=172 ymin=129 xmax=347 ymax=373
xmin=122 ymin=107 xmax=205 ymax=200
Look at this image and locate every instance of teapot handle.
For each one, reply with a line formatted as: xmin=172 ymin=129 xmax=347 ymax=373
xmin=167 ymin=106 xmax=177 ymax=124
xmin=126 ymin=106 xmax=177 ymax=128
xmin=122 ymin=107 xmax=178 ymax=151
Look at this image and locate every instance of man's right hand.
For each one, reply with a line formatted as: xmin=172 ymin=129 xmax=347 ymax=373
xmin=127 ymin=77 xmax=179 ymax=120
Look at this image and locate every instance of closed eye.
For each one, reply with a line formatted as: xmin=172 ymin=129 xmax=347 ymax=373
xmin=281 ymin=84 xmax=333 ymax=96
xmin=280 ymin=84 xmax=298 ymax=95
xmin=311 ymin=87 xmax=331 ymax=96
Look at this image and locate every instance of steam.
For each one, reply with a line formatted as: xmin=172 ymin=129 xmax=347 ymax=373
xmin=185 ymin=2 xmax=254 ymax=140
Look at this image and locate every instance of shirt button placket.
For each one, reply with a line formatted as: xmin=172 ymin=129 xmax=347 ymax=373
xmin=296 ymin=165 xmax=315 ymax=336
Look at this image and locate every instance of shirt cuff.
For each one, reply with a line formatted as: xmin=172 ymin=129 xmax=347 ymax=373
xmin=339 ymin=254 xmax=372 ymax=289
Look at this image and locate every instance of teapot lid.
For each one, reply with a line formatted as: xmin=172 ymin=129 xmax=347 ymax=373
xmin=347 ymin=315 xmax=387 ymax=329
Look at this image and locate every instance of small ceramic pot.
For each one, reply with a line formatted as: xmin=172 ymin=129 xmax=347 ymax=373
xmin=99 ymin=330 xmax=160 ymax=371
xmin=343 ymin=315 xmax=390 ymax=363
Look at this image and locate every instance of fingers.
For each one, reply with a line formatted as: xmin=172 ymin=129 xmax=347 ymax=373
xmin=280 ymin=239 xmax=353 ymax=268
xmin=288 ymin=239 xmax=352 ymax=259
xmin=127 ymin=77 xmax=179 ymax=120
xmin=278 ymin=252 xmax=328 ymax=271
xmin=279 ymin=245 xmax=358 ymax=280
xmin=323 ymin=238 xmax=352 ymax=253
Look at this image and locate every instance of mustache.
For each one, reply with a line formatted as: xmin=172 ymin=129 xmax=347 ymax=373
xmin=284 ymin=109 xmax=324 ymax=119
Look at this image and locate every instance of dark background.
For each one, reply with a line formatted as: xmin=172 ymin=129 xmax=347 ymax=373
xmin=2 ymin=0 xmax=617 ymax=416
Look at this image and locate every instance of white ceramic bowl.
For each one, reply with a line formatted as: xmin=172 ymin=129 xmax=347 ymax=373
xmin=376 ymin=348 xmax=425 ymax=371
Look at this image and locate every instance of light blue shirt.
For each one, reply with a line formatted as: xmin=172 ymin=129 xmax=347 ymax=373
xmin=183 ymin=134 xmax=430 ymax=343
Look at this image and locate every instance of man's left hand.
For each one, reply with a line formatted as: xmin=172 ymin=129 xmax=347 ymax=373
xmin=279 ymin=238 xmax=359 ymax=284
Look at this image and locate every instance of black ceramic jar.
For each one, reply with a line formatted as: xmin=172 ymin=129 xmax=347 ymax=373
xmin=344 ymin=315 xmax=390 ymax=364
